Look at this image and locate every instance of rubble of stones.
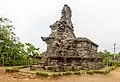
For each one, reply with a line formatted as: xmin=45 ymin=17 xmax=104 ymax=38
xmin=31 ymin=4 xmax=104 ymax=72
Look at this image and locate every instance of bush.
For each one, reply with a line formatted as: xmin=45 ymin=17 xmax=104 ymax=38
xmin=93 ymin=70 xmax=106 ymax=74
xmin=111 ymin=61 xmax=120 ymax=67
xmin=86 ymin=70 xmax=94 ymax=75
xmin=5 ymin=65 xmax=29 ymax=73
xmin=85 ymin=66 xmax=116 ymax=75
xmin=11 ymin=65 xmax=28 ymax=69
xmin=94 ymin=66 xmax=116 ymax=74
xmin=105 ymin=66 xmax=116 ymax=72
xmin=6 ymin=68 xmax=19 ymax=73
xmin=33 ymin=66 xmax=117 ymax=78
xmin=36 ymin=72 xmax=49 ymax=77
xmin=62 ymin=71 xmax=73 ymax=76
xmin=74 ymin=71 xmax=81 ymax=75
xmin=52 ymin=73 xmax=61 ymax=77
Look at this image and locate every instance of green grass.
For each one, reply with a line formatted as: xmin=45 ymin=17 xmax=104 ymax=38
xmin=5 ymin=65 xmax=28 ymax=73
xmin=5 ymin=66 xmax=117 ymax=77
xmin=5 ymin=68 xmax=19 ymax=73
xmin=36 ymin=72 xmax=49 ymax=77
xmin=35 ymin=66 xmax=117 ymax=77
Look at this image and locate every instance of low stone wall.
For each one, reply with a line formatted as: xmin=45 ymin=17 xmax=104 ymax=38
xmin=9 ymin=66 xmax=116 ymax=79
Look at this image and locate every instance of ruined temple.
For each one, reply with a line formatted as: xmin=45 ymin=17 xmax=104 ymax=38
xmin=31 ymin=4 xmax=103 ymax=71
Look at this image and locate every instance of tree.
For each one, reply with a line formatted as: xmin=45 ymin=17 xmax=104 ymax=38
xmin=25 ymin=43 xmax=40 ymax=65
xmin=0 ymin=17 xmax=40 ymax=66
xmin=100 ymin=50 xmax=113 ymax=66
xmin=0 ymin=17 xmax=17 ymax=66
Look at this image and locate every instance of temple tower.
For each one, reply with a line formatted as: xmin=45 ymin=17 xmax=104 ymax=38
xmin=31 ymin=5 xmax=103 ymax=71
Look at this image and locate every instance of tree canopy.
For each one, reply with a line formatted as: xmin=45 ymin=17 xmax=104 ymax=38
xmin=0 ymin=17 xmax=40 ymax=66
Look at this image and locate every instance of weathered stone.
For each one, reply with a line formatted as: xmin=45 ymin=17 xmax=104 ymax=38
xmin=31 ymin=4 xmax=104 ymax=71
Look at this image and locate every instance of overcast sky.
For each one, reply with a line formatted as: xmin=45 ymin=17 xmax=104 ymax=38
xmin=0 ymin=0 xmax=120 ymax=53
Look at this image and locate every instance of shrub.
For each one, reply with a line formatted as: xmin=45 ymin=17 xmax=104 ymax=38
xmin=86 ymin=70 xmax=94 ymax=75
xmin=6 ymin=68 xmax=19 ymax=73
xmin=12 ymin=66 xmax=28 ymax=69
xmin=74 ymin=71 xmax=81 ymax=75
xmin=94 ymin=66 xmax=117 ymax=75
xmin=105 ymin=66 xmax=116 ymax=72
xmin=36 ymin=72 xmax=49 ymax=77
xmin=52 ymin=73 xmax=61 ymax=77
xmin=111 ymin=61 xmax=120 ymax=67
xmin=62 ymin=71 xmax=73 ymax=76
xmin=93 ymin=70 xmax=106 ymax=74
xmin=36 ymin=66 xmax=116 ymax=77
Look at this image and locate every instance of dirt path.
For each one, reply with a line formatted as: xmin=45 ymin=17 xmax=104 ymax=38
xmin=1 ymin=67 xmax=120 ymax=82
xmin=0 ymin=67 xmax=5 ymax=75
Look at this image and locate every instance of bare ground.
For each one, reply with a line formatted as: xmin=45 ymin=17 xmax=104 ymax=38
xmin=1 ymin=67 xmax=120 ymax=82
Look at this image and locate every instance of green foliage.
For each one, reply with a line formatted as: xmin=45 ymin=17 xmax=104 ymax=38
xmin=6 ymin=68 xmax=19 ymax=73
xmin=52 ymin=73 xmax=61 ymax=77
xmin=0 ymin=17 xmax=40 ymax=66
xmin=100 ymin=50 xmax=120 ymax=67
xmin=12 ymin=65 xmax=28 ymax=69
xmin=34 ymin=66 xmax=116 ymax=78
xmin=36 ymin=72 xmax=49 ymax=77
xmin=5 ymin=66 xmax=28 ymax=73
xmin=86 ymin=70 xmax=94 ymax=75
xmin=100 ymin=66 xmax=116 ymax=74
xmin=110 ymin=61 xmax=120 ymax=67
xmin=83 ymin=66 xmax=116 ymax=75
xmin=24 ymin=43 xmax=40 ymax=65
xmin=62 ymin=71 xmax=73 ymax=76
xmin=100 ymin=50 xmax=113 ymax=66
xmin=74 ymin=71 xmax=81 ymax=75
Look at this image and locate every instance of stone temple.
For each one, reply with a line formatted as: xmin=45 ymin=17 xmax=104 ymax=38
xmin=31 ymin=4 xmax=103 ymax=71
